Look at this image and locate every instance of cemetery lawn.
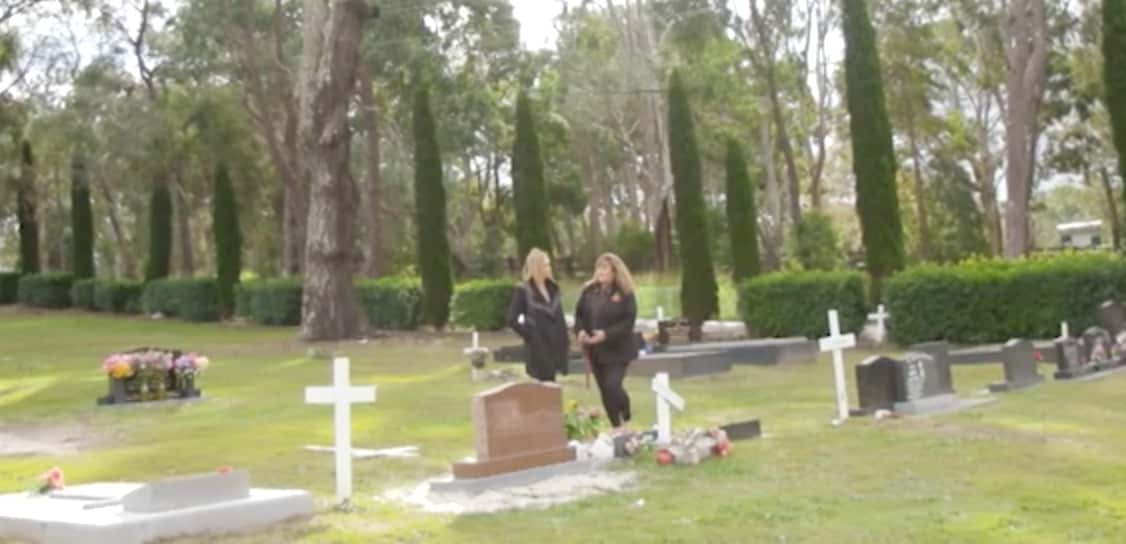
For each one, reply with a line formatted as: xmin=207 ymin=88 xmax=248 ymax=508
xmin=3 ymin=309 xmax=1126 ymax=543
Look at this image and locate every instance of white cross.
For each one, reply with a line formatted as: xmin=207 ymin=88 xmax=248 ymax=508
xmin=656 ymin=306 xmax=665 ymax=321
xmin=1060 ymin=321 xmax=1069 ymax=339
xmin=867 ymin=304 xmax=890 ymax=345
xmin=304 ymin=357 xmax=376 ymax=507
xmin=651 ymin=372 xmax=685 ymax=445
xmin=818 ymin=310 xmax=856 ymax=422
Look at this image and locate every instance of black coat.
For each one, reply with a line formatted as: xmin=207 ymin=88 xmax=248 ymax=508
xmin=573 ymin=284 xmax=638 ymax=365
xmin=506 ymin=280 xmax=570 ymax=380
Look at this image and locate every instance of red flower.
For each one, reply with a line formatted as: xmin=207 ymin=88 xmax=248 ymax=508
xmin=216 ymin=466 xmax=232 ymax=474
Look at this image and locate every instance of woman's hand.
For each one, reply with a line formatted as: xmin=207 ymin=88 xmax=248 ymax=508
xmin=587 ymin=330 xmax=608 ymax=345
xmin=577 ymin=330 xmax=589 ymax=345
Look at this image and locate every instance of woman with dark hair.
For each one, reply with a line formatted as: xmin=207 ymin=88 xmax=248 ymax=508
xmin=506 ymin=248 xmax=570 ymax=382
xmin=574 ymin=252 xmax=638 ymax=434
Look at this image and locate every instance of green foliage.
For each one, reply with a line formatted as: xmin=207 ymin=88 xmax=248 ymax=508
xmin=564 ymin=401 xmax=604 ymax=441
xmin=842 ymin=0 xmax=905 ymax=303
xmin=236 ymin=279 xmax=302 ymax=326
xmin=740 ymin=271 xmax=867 ymax=339
xmin=70 ymin=153 xmax=95 ymax=279
xmin=929 ymin=157 xmax=990 ymax=262
xmin=93 ymin=280 xmax=143 ymax=314
xmin=357 ymin=276 xmax=424 ymax=330
xmin=667 ymin=69 xmax=719 ymax=323
xmin=451 ymin=279 xmax=516 ymax=331
xmin=792 ymin=212 xmax=842 ymax=271
xmin=611 ymin=222 xmax=655 ymax=272
xmin=71 ymin=278 xmax=97 ymax=310
xmin=144 ymin=181 xmax=173 ymax=282
xmin=1106 ymin=0 xmax=1126 ymax=212
xmin=18 ymin=140 xmax=39 ymax=275
xmin=413 ymin=86 xmax=453 ymax=328
xmin=512 ymin=90 xmax=553 ymax=259
xmin=887 ymin=252 xmax=1126 ymax=345
xmin=141 ymin=278 xmax=221 ymax=322
xmin=17 ymin=273 xmax=75 ymax=309
xmin=724 ymin=138 xmax=760 ymax=282
xmin=0 ymin=272 xmax=20 ymax=304
xmin=212 ymin=162 xmax=243 ymax=318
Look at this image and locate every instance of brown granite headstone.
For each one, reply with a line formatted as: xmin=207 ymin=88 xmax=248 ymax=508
xmin=451 ymin=382 xmax=576 ymax=479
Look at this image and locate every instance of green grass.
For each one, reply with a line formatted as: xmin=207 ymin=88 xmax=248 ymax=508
xmin=3 ymin=307 xmax=1126 ymax=542
xmin=558 ymin=273 xmax=741 ymax=320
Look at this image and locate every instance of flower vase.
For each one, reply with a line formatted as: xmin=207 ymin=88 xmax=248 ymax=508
xmin=140 ymin=380 xmax=150 ymax=401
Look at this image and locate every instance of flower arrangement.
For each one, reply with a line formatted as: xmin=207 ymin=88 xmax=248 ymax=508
xmin=102 ymin=355 xmax=135 ymax=379
xmin=173 ymin=353 xmax=210 ymax=378
xmin=36 ymin=467 xmax=64 ymax=494
xmin=564 ymin=399 xmax=603 ymax=441
xmin=98 ymin=348 xmax=210 ymax=402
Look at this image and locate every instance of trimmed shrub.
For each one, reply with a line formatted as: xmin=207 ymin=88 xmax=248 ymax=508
xmin=17 ymin=273 xmax=75 ymax=309
xmin=413 ymin=86 xmax=453 ymax=327
xmin=452 ymin=279 xmax=517 ymax=331
xmin=71 ymin=278 xmax=97 ymax=310
xmin=887 ymin=252 xmax=1126 ymax=345
xmin=740 ymin=271 xmax=867 ymax=339
xmin=357 ymin=276 xmax=423 ymax=330
xmin=93 ymin=280 xmax=143 ymax=314
xmin=236 ymin=279 xmax=303 ymax=326
xmin=0 ymin=272 xmax=20 ymax=304
xmin=142 ymin=278 xmax=221 ymax=322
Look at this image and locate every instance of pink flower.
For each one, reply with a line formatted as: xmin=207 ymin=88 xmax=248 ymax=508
xmin=43 ymin=467 xmax=64 ymax=490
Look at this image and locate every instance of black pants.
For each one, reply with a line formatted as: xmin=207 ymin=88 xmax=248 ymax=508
xmin=592 ymin=359 xmax=631 ymax=427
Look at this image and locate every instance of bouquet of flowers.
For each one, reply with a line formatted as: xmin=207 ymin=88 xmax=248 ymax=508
xmin=102 ymin=354 xmax=135 ymax=380
xmin=35 ymin=467 xmax=64 ymax=494
xmin=173 ymin=353 xmax=211 ymax=378
xmin=564 ymin=400 xmax=604 ymax=441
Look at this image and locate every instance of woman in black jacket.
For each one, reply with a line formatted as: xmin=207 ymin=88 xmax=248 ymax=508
xmin=574 ymin=252 xmax=638 ymax=434
xmin=506 ymin=248 xmax=570 ymax=382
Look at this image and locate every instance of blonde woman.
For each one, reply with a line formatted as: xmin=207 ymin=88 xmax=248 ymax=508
xmin=573 ymin=253 xmax=638 ymax=434
xmin=506 ymin=248 xmax=570 ymax=382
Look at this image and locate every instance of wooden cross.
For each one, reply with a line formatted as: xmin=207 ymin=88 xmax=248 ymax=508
xmin=867 ymin=304 xmax=890 ymax=345
xmin=304 ymin=357 xmax=376 ymax=507
xmin=651 ymin=372 xmax=685 ymax=445
xmin=818 ymin=310 xmax=857 ymax=422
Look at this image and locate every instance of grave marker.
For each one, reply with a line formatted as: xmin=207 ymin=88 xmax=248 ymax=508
xmin=818 ymin=310 xmax=856 ymax=422
xmin=892 ymin=352 xmax=960 ymax=415
xmin=987 ymin=339 xmax=1043 ymax=392
xmin=867 ymin=305 xmax=890 ymax=345
xmin=652 ymin=372 xmax=685 ymax=444
xmin=854 ymin=355 xmax=898 ymax=414
xmin=304 ymin=357 xmax=376 ymax=507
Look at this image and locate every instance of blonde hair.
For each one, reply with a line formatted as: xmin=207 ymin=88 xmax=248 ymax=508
xmin=585 ymin=252 xmax=635 ymax=295
xmin=522 ymin=248 xmax=553 ymax=284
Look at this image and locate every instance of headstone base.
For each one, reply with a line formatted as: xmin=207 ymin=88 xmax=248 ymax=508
xmin=987 ymin=375 xmax=1044 ymax=393
xmin=1069 ymin=364 xmax=1126 ymax=382
xmin=451 ymin=447 xmax=576 ymax=480
xmin=719 ymin=420 xmax=762 ymax=441
xmin=893 ymin=394 xmax=995 ymax=416
xmin=431 ymin=458 xmax=603 ymax=495
xmin=0 ymin=484 xmax=312 ymax=544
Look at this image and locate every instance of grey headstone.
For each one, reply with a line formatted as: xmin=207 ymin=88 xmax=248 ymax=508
xmin=854 ymin=355 xmax=898 ymax=414
xmin=1081 ymin=327 xmax=1114 ymax=368
xmin=906 ymin=342 xmax=955 ymax=393
xmin=1098 ymin=300 xmax=1126 ymax=335
xmin=892 ymin=352 xmax=963 ymax=415
xmin=122 ymin=470 xmax=251 ymax=513
xmin=1053 ymin=337 xmax=1089 ymax=379
xmin=988 ymin=339 xmax=1043 ymax=392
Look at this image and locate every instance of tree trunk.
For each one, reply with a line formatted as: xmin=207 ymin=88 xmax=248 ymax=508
xmin=1003 ymin=0 xmax=1048 ymax=258
xmin=359 ymin=71 xmax=385 ymax=278
xmin=98 ymin=181 xmax=135 ymax=278
xmin=297 ymin=0 xmax=369 ymax=341
xmin=654 ymin=196 xmax=672 ymax=272
xmin=759 ymin=108 xmax=783 ymax=271
xmin=907 ymin=114 xmax=931 ymax=260
xmin=175 ymin=177 xmax=195 ymax=276
xmin=1100 ymin=166 xmax=1121 ymax=250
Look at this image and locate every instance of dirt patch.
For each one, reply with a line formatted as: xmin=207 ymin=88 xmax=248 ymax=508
xmin=0 ymin=421 xmax=114 ymax=457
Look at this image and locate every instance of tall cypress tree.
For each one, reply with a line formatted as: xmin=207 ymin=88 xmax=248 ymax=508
xmin=512 ymin=89 xmax=552 ymax=259
xmin=212 ymin=161 xmax=242 ymax=318
xmin=17 ymin=140 xmax=39 ymax=275
xmin=71 ymin=152 xmax=95 ymax=279
xmin=667 ymin=70 xmax=718 ymax=335
xmin=724 ymin=138 xmax=761 ymax=284
xmin=842 ymin=0 xmax=905 ymax=304
xmin=1106 ymin=0 xmax=1126 ymax=219
xmin=413 ymin=86 xmax=452 ymax=328
xmin=144 ymin=181 xmax=173 ymax=281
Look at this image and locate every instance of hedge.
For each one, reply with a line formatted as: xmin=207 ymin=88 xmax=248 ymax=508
xmin=71 ymin=278 xmax=97 ymax=310
xmin=236 ymin=278 xmax=302 ymax=326
xmin=356 ymin=276 xmax=423 ymax=330
xmin=740 ymin=271 xmax=867 ymax=339
xmin=141 ymin=278 xmax=221 ymax=322
xmin=94 ymin=280 xmax=143 ymax=314
xmin=886 ymin=252 xmax=1126 ymax=345
xmin=0 ymin=272 xmax=19 ymax=304
xmin=17 ymin=273 xmax=75 ymax=309
xmin=452 ymin=279 xmax=517 ymax=331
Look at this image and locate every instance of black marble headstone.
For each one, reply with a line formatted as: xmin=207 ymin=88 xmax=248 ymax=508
xmin=894 ymin=352 xmax=950 ymax=403
xmin=988 ymin=338 xmax=1043 ymax=392
xmin=854 ymin=355 xmax=898 ymax=414
xmin=1054 ymin=337 xmax=1091 ymax=379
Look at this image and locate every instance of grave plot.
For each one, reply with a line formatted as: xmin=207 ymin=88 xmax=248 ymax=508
xmin=986 ymin=339 xmax=1044 ymax=392
xmin=853 ymin=351 xmax=995 ymax=417
xmin=0 ymin=470 xmax=312 ymax=544
xmin=97 ymin=348 xmax=208 ymax=406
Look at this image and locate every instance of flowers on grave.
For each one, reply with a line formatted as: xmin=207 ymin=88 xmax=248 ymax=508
xmin=102 ymin=355 xmax=135 ymax=379
xmin=657 ymin=428 xmax=732 ymax=466
xmin=36 ymin=467 xmax=64 ymax=494
xmin=564 ymin=400 xmax=604 ymax=441
xmin=173 ymin=353 xmax=210 ymax=378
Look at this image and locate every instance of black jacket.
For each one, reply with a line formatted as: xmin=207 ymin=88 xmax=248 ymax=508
xmin=574 ymin=284 xmax=638 ymax=365
xmin=506 ymin=280 xmax=570 ymax=380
